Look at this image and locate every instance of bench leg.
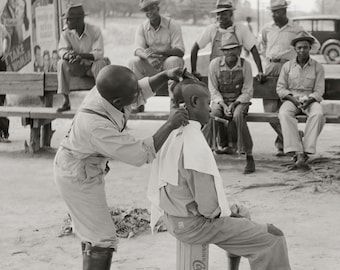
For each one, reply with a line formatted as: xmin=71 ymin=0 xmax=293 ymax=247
xmin=41 ymin=92 xmax=55 ymax=148
xmin=30 ymin=127 xmax=41 ymax=153
xmin=176 ymin=240 xmax=209 ymax=270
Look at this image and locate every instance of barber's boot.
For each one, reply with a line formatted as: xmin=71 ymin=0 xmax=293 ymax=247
xmin=227 ymin=254 xmax=241 ymax=270
xmin=82 ymin=242 xmax=115 ymax=270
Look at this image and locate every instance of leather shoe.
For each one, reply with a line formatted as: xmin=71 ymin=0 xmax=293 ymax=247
xmin=57 ymin=104 xmax=71 ymax=113
xmin=243 ymin=155 xmax=255 ymax=174
xmin=214 ymin=146 xmax=237 ymax=155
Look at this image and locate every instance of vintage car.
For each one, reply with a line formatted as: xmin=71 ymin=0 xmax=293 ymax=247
xmin=292 ymin=15 xmax=340 ymax=62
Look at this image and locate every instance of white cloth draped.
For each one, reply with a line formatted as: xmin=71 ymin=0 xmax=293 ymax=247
xmin=147 ymin=120 xmax=231 ymax=231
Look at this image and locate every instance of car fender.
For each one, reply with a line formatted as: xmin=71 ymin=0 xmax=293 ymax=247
xmin=320 ymin=39 xmax=340 ymax=53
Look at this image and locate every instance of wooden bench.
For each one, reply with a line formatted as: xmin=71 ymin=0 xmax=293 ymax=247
xmin=0 ymin=72 xmax=95 ymax=152
xmin=1 ymin=72 xmax=340 ymax=153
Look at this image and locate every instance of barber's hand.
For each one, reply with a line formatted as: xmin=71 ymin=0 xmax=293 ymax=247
xmin=192 ymin=71 xmax=202 ymax=80
xmin=167 ymin=107 xmax=189 ymax=129
xmin=166 ymin=67 xmax=184 ymax=82
xmin=267 ymin=224 xmax=284 ymax=236
xmin=256 ymin=72 xmax=267 ymax=84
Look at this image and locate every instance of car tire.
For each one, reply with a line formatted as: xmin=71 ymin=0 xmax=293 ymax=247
xmin=323 ymin=44 xmax=340 ymax=62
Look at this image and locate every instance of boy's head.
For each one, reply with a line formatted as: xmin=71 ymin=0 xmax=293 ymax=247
xmin=173 ymin=79 xmax=211 ymax=125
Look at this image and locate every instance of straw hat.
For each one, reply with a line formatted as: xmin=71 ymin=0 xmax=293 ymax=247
xmin=62 ymin=4 xmax=86 ymax=19
xmin=139 ymin=0 xmax=160 ymax=11
xmin=211 ymin=0 xmax=235 ymax=14
xmin=291 ymin=31 xmax=315 ymax=46
xmin=267 ymin=0 xmax=290 ymax=10
xmin=220 ymin=34 xmax=241 ymax=50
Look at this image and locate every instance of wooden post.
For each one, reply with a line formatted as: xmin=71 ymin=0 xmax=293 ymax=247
xmin=176 ymin=240 xmax=209 ymax=270
xmin=41 ymin=92 xmax=54 ymax=148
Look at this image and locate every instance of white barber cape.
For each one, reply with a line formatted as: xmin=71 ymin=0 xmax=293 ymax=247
xmin=147 ymin=120 xmax=231 ymax=231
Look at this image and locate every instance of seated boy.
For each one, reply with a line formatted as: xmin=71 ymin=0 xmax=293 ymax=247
xmin=148 ymin=79 xmax=291 ymax=270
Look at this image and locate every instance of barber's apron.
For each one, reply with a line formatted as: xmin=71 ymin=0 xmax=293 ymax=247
xmin=210 ymin=25 xmax=240 ymax=62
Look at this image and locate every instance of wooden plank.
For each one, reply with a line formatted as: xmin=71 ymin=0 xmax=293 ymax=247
xmin=0 ymin=72 xmax=44 ymax=95
xmin=29 ymin=107 xmax=76 ymax=119
xmin=0 ymin=106 xmax=31 ymax=117
xmin=44 ymin=72 xmax=95 ymax=92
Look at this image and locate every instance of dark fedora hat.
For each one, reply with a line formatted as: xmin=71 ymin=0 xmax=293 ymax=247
xmin=291 ymin=31 xmax=315 ymax=46
xmin=139 ymin=0 xmax=160 ymax=11
xmin=62 ymin=4 xmax=86 ymax=19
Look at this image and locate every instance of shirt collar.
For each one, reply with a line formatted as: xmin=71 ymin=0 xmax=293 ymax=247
xmin=292 ymin=56 xmax=313 ymax=68
xmin=81 ymin=87 xmax=126 ymax=131
xmin=220 ymin=56 xmax=242 ymax=70
xmin=271 ymin=19 xmax=294 ymax=30
xmin=146 ymin=16 xmax=167 ymax=31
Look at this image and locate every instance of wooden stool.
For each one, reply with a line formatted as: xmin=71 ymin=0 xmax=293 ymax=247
xmin=176 ymin=240 xmax=209 ymax=270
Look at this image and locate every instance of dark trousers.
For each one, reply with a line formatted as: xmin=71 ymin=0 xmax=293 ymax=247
xmin=0 ymin=57 xmax=9 ymax=138
xmin=203 ymin=103 xmax=253 ymax=154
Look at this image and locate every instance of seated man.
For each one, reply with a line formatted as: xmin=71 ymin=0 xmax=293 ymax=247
xmin=148 ymin=79 xmax=291 ymax=270
xmin=204 ymin=34 xmax=255 ymax=174
xmin=129 ymin=0 xmax=185 ymax=112
xmin=57 ymin=4 xmax=109 ymax=112
xmin=277 ymin=31 xmax=325 ymax=168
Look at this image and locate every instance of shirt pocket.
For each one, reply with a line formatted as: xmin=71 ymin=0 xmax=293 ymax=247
xmin=303 ymin=76 xmax=315 ymax=90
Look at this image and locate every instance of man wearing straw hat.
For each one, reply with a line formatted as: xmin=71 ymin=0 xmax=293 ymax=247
xmin=206 ymin=34 xmax=255 ymax=174
xmin=190 ymin=0 xmax=264 ymax=81
xmin=129 ymin=0 xmax=185 ymax=112
xmin=57 ymin=4 xmax=109 ymax=112
xmin=260 ymin=0 xmax=320 ymax=156
xmin=277 ymin=31 xmax=325 ymax=168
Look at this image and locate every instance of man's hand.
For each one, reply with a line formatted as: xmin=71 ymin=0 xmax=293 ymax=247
xmin=229 ymin=101 xmax=240 ymax=114
xmin=166 ymin=107 xmax=189 ymax=129
xmin=285 ymin=95 xmax=301 ymax=108
xmin=299 ymin=97 xmax=315 ymax=111
xmin=255 ymin=72 xmax=267 ymax=84
xmin=192 ymin=71 xmax=202 ymax=80
xmin=267 ymin=224 xmax=284 ymax=236
xmin=147 ymin=57 xmax=162 ymax=70
xmin=220 ymin=102 xmax=231 ymax=117
xmin=166 ymin=67 xmax=184 ymax=82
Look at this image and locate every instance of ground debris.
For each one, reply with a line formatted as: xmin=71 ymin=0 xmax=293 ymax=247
xmin=59 ymin=207 xmax=167 ymax=239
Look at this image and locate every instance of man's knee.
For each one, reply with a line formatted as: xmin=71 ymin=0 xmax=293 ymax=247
xmin=91 ymin=59 xmax=110 ymax=79
xmin=163 ymin=56 xmax=184 ymax=70
xmin=57 ymin=59 xmax=69 ymax=72
xmin=128 ymin=56 xmax=143 ymax=70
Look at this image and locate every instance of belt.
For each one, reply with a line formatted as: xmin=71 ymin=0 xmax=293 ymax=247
xmin=269 ymin=58 xmax=289 ymax=63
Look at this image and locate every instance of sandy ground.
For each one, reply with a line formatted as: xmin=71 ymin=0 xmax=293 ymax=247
xmin=1 ymin=16 xmax=340 ymax=270
xmin=1 ymin=103 xmax=340 ymax=270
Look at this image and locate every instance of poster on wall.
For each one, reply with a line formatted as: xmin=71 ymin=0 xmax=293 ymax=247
xmin=0 ymin=0 xmax=32 ymax=71
xmin=0 ymin=0 xmax=59 ymax=72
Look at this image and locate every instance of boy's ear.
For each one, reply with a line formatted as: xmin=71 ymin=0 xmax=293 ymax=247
xmin=190 ymin=95 xmax=199 ymax=108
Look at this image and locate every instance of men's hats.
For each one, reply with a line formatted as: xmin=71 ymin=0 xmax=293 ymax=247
xmin=291 ymin=31 xmax=315 ymax=46
xmin=62 ymin=4 xmax=86 ymax=19
xmin=139 ymin=0 xmax=160 ymax=11
xmin=267 ymin=0 xmax=290 ymax=10
xmin=220 ymin=34 xmax=241 ymax=50
xmin=211 ymin=0 xmax=235 ymax=14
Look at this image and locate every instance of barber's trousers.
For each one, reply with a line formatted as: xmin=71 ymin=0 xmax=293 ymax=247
xmin=279 ymin=101 xmax=325 ymax=154
xmin=203 ymin=103 xmax=253 ymax=154
xmin=264 ymin=62 xmax=285 ymax=150
xmin=57 ymin=58 xmax=109 ymax=94
xmin=128 ymin=56 xmax=184 ymax=101
xmin=164 ymin=214 xmax=291 ymax=270
xmin=54 ymin=148 xmax=118 ymax=249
